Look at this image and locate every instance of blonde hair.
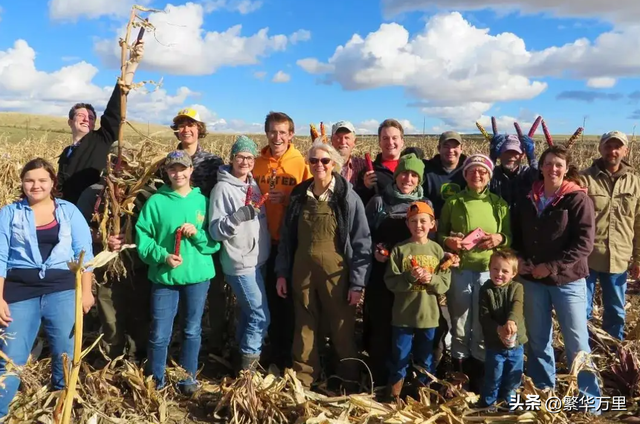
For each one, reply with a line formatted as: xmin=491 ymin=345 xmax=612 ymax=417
xmin=307 ymin=139 xmax=344 ymax=173
xmin=490 ymin=249 xmax=519 ymax=275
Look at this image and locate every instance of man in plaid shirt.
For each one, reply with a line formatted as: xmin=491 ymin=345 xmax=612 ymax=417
xmin=331 ymin=121 xmax=367 ymax=186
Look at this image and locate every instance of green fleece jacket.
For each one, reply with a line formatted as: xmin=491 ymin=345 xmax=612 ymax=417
xmin=384 ymin=239 xmax=451 ymax=328
xmin=479 ymin=280 xmax=527 ymax=350
xmin=437 ymin=187 xmax=511 ymax=271
xmin=135 ymin=185 xmax=220 ymax=285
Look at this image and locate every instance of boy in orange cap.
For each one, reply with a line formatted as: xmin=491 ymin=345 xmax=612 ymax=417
xmin=384 ymin=201 xmax=456 ymax=399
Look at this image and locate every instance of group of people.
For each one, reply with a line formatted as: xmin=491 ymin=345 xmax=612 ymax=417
xmin=0 ymin=42 xmax=637 ymax=418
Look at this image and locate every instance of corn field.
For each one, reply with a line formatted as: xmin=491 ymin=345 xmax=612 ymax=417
xmin=0 ymin=130 xmax=639 ymax=423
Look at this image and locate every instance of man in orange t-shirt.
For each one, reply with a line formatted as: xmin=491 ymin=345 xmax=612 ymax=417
xmin=253 ymin=111 xmax=311 ymax=369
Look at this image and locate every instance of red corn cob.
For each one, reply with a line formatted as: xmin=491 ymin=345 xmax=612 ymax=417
xmin=409 ymin=255 xmax=419 ymax=268
xmin=378 ymin=246 xmax=390 ymax=257
xmin=491 ymin=116 xmax=498 ymax=135
xmin=245 ymin=184 xmax=253 ymax=206
xmin=541 ymin=119 xmax=553 ymax=146
xmin=174 ymin=229 xmax=182 ymax=256
xmin=529 ymin=116 xmax=542 ymax=137
xmin=255 ymin=193 xmax=270 ymax=208
xmin=365 ymin=153 xmax=374 ymax=172
xmin=514 ymin=122 xmax=524 ymax=138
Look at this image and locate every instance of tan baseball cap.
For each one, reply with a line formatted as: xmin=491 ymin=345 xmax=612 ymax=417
xmin=600 ymin=131 xmax=629 ymax=146
xmin=439 ymin=131 xmax=462 ymax=145
xmin=331 ymin=120 xmax=356 ymax=136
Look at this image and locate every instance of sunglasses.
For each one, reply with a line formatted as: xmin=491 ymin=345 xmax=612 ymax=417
xmin=309 ymin=157 xmax=332 ymax=165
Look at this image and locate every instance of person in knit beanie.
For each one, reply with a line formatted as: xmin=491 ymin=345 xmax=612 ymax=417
xmin=362 ymin=152 xmax=435 ymax=387
xmin=209 ymin=133 xmax=271 ymax=374
xmin=231 ymin=135 xmax=259 ymax=160
xmin=437 ymin=152 xmax=511 ymax=394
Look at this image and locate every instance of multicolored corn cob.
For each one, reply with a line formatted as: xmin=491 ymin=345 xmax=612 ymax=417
xmin=514 ymin=122 xmax=524 ymax=138
xmin=565 ymin=127 xmax=583 ymax=150
xmin=476 ymin=122 xmax=492 ymax=142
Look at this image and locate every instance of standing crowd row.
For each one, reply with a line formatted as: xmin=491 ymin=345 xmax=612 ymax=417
xmin=0 ymin=44 xmax=638 ymax=417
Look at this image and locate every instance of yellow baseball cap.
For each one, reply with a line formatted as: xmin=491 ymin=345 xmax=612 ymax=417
xmin=173 ymin=107 xmax=202 ymax=123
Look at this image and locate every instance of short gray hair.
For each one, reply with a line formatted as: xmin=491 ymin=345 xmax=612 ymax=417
xmin=307 ymin=139 xmax=344 ymax=173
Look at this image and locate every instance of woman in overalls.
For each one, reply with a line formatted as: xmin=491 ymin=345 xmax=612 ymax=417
xmin=274 ymin=140 xmax=372 ymax=391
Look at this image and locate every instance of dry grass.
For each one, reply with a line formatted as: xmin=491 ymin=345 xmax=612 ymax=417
xmin=1 ymin=126 xmax=640 ymax=423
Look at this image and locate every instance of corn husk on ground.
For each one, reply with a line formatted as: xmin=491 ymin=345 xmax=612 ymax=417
xmin=3 ymin=293 xmax=639 ymax=424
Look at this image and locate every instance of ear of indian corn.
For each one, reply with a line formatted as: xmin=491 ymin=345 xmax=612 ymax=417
xmin=541 ymin=119 xmax=554 ymax=146
xmin=476 ymin=122 xmax=491 ymax=142
xmin=565 ymin=127 xmax=584 ymax=150
xmin=529 ymin=116 xmax=542 ymax=137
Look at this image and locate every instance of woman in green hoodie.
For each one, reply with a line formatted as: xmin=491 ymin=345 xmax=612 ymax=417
xmin=135 ymin=150 xmax=220 ymax=395
xmin=437 ymin=154 xmax=510 ymax=393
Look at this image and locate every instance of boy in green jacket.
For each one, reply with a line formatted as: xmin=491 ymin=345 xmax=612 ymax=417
xmin=135 ymin=150 xmax=221 ymax=395
xmin=478 ymin=249 xmax=526 ymax=408
xmin=384 ymin=201 xmax=454 ymax=399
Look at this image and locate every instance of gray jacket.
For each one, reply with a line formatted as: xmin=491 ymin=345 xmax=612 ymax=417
xmin=208 ymin=166 xmax=271 ymax=276
xmin=275 ymin=173 xmax=372 ymax=289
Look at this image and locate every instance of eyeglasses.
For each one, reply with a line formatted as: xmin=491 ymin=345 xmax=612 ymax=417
xmin=234 ymin=155 xmax=255 ymax=163
xmin=468 ymin=168 xmax=489 ymax=176
xmin=309 ymin=157 xmax=332 ymax=166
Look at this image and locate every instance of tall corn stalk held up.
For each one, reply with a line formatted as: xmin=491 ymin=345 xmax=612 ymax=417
xmin=110 ymin=6 xmax=155 ymax=236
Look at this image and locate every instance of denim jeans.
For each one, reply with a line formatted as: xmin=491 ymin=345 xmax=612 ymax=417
xmin=586 ymin=270 xmax=627 ymax=340
xmin=388 ymin=326 xmax=436 ymax=385
xmin=0 ymin=290 xmax=75 ymax=417
xmin=522 ymin=278 xmax=601 ymax=412
xmin=482 ymin=346 xmax=524 ymax=406
xmin=225 ymin=267 xmax=270 ymax=356
xmin=147 ymin=281 xmax=210 ymax=389
xmin=447 ymin=269 xmax=490 ymax=361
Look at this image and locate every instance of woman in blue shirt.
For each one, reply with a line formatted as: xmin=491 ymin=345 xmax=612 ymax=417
xmin=0 ymin=158 xmax=94 ymax=417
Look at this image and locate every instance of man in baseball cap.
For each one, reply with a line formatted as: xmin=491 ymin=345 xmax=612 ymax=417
xmin=173 ymin=107 xmax=203 ymax=123
xmin=423 ymin=131 xmax=467 ymax=219
xmin=582 ymin=130 xmax=639 ymax=340
xmin=331 ymin=120 xmax=367 ymax=185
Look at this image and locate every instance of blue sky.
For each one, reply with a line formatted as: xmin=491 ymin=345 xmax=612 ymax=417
xmin=1 ymin=0 xmax=639 ymax=135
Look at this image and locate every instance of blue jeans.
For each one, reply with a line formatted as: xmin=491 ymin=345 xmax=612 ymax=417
xmin=522 ymin=278 xmax=601 ymax=411
xmin=0 ymin=290 xmax=75 ymax=417
xmin=225 ymin=267 xmax=270 ymax=356
xmin=447 ymin=269 xmax=490 ymax=361
xmin=586 ymin=270 xmax=627 ymax=340
xmin=482 ymin=346 xmax=524 ymax=406
xmin=388 ymin=326 xmax=436 ymax=385
xmin=147 ymin=281 xmax=209 ymax=389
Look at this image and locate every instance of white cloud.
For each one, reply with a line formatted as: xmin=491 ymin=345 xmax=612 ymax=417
xmin=0 ymin=39 xmax=198 ymax=126
xmin=272 ymin=71 xmax=291 ymax=83
xmin=298 ymin=12 xmax=640 ymax=128
xmin=48 ymin=0 xmax=151 ymax=21
xmin=525 ymin=26 xmax=640 ymax=80
xmin=94 ymin=3 xmax=308 ymax=75
xmin=381 ymin=0 xmax=640 ymax=24
xmin=587 ymin=77 xmax=617 ymax=89
xmin=253 ymin=71 xmax=267 ymax=80
xmin=202 ymin=0 xmax=263 ymax=14
xmin=290 ymin=29 xmax=311 ymax=44
xmin=296 ymin=58 xmax=334 ymax=74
